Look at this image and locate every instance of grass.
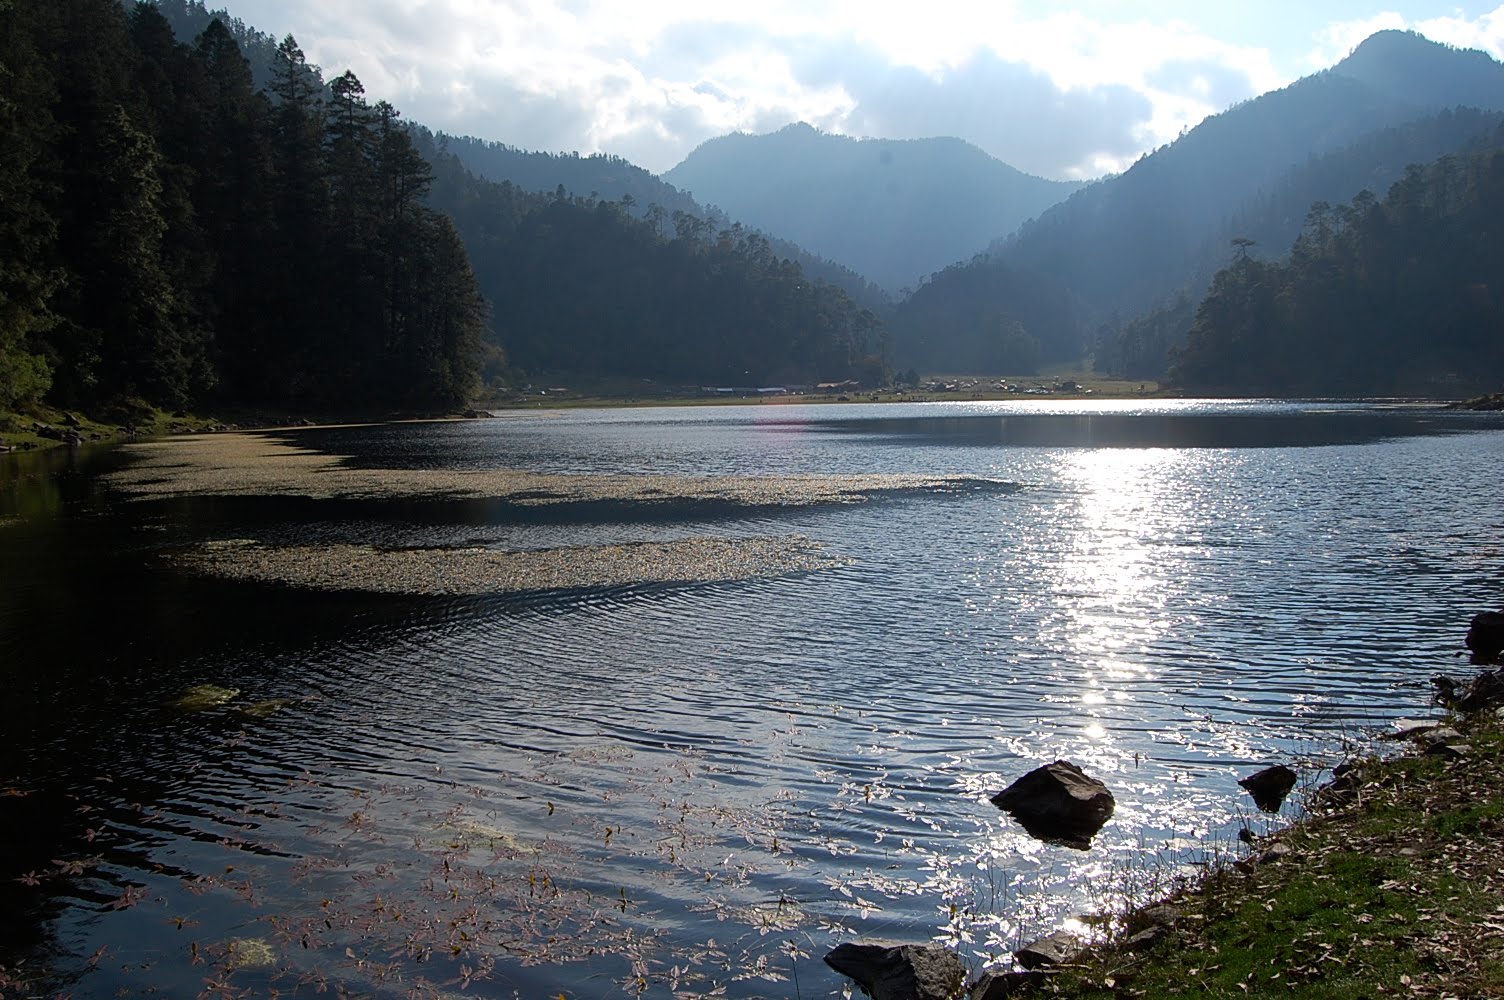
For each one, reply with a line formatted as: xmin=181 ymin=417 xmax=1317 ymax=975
xmin=1028 ymin=708 xmax=1504 ymax=1000
xmin=0 ymin=400 xmax=227 ymax=452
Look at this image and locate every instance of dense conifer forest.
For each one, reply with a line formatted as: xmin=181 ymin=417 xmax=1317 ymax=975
xmin=0 ymin=0 xmax=890 ymax=418
xmin=1171 ymin=131 xmax=1504 ymax=394
xmin=0 ymin=0 xmax=485 ymax=411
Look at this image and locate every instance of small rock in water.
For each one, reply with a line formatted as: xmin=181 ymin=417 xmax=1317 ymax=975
xmin=1238 ymin=764 xmax=1298 ymax=812
xmin=1466 ymin=609 xmax=1504 ymax=663
xmin=991 ymin=760 xmax=1114 ymax=847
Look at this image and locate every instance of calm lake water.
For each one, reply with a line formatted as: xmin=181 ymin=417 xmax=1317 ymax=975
xmin=3 ymin=399 xmax=1502 ymax=998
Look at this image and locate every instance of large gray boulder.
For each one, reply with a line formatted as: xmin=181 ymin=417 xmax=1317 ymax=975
xmin=824 ymin=942 xmax=966 ymax=1000
xmin=990 ymin=760 xmax=1114 ymax=847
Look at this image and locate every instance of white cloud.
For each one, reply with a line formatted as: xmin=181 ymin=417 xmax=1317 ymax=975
xmin=1309 ymin=5 xmax=1504 ymax=67
xmin=216 ymin=1 xmax=1504 ymax=178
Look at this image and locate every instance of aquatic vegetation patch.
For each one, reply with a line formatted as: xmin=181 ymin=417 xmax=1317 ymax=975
xmin=171 ymin=536 xmax=847 ymax=595
xmin=106 ymin=431 xmax=998 ymax=506
xmin=170 ymin=683 xmax=242 ymax=712
xmin=223 ymin=937 xmax=278 ymax=970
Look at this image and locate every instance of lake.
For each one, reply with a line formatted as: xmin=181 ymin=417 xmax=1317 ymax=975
xmin=2 ymin=398 xmax=1502 ymax=998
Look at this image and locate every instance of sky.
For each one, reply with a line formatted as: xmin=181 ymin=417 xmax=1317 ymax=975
xmin=218 ymin=1 xmax=1504 ymax=179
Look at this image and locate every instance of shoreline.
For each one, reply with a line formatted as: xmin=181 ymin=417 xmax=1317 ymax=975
xmin=5 ymin=382 xmax=1496 ymax=456
xmin=927 ymin=666 xmax=1504 ymax=1000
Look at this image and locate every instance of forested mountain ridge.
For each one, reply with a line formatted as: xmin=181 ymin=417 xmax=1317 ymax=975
xmin=442 ymin=134 xmax=892 ymax=313
xmin=413 ymin=130 xmax=890 ymax=386
xmin=1096 ymin=106 xmax=1504 ymax=379
xmin=1171 ymin=129 xmax=1504 ymax=396
xmin=895 ymin=30 xmax=1504 ymax=375
xmin=663 ymin=123 xmax=1082 ymax=293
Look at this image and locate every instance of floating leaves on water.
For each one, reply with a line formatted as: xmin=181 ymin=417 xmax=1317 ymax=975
xmin=171 ymin=684 xmax=241 ymax=712
xmin=106 ymin=431 xmax=1003 ymax=507
xmin=171 ymin=536 xmax=847 ymax=595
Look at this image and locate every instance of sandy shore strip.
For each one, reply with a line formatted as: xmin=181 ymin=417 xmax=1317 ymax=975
xmin=175 ymin=536 xmax=846 ymax=595
xmin=105 ymin=432 xmax=994 ymax=506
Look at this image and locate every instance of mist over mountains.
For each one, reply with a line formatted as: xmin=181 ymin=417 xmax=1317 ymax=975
xmin=662 ymin=124 xmax=1082 ymax=293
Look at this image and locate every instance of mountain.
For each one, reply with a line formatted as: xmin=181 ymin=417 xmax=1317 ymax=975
xmin=662 ymin=123 xmax=1082 ymax=292
xmin=1172 ymin=127 xmax=1504 ymax=396
xmin=1094 ymin=106 xmax=1504 ymax=379
xmin=441 ymin=134 xmax=891 ymax=313
xmin=895 ymin=30 xmax=1504 ymax=372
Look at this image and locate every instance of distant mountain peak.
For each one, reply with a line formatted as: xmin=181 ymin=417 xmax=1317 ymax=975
xmin=663 ymin=125 xmax=1080 ymax=290
xmin=1333 ymin=29 xmax=1504 ymax=110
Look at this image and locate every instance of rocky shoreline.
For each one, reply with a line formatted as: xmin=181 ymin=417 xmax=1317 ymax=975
xmin=825 ymin=614 xmax=1504 ymax=1000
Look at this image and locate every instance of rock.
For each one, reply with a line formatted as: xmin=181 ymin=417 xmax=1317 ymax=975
xmin=1123 ymin=925 xmax=1169 ymax=950
xmin=61 ymin=412 xmax=81 ymax=427
xmin=1434 ymin=670 xmax=1504 ymax=712
xmin=1238 ymin=764 xmax=1298 ymax=812
xmin=969 ymin=971 xmax=1051 ymax=999
xmin=1312 ymin=761 xmax=1365 ymax=809
xmin=1128 ymin=903 xmax=1183 ymax=931
xmin=1468 ymin=610 xmax=1504 ymax=663
xmin=464 ymin=408 xmax=495 ymax=419
xmin=1425 ymin=742 xmax=1470 ymax=760
xmin=990 ymin=760 xmax=1114 ymax=847
xmin=1384 ymin=718 xmax=1447 ymax=740
xmin=824 ymin=942 xmax=966 ymax=1000
xmin=1415 ymin=726 xmax=1464 ymax=748
xmin=1257 ymin=842 xmax=1293 ymax=864
xmin=1013 ymin=930 xmax=1083 ymax=970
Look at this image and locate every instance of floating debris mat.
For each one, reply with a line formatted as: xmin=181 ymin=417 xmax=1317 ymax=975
xmin=106 ymin=432 xmax=994 ymax=506
xmin=173 ymin=535 xmax=846 ymax=595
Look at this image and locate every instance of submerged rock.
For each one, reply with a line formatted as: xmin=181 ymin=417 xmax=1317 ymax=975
xmin=824 ymin=942 xmax=966 ymax=1000
xmin=1238 ymin=764 xmax=1298 ymax=812
xmin=990 ymin=760 xmax=1114 ymax=847
xmin=171 ymin=684 xmax=241 ymax=712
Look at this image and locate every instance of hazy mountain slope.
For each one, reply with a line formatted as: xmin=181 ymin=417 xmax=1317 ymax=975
xmin=896 ymin=30 xmax=1504 ymax=371
xmin=442 ymin=133 xmax=892 ymax=313
xmin=663 ymin=123 xmax=1082 ymax=292
xmin=442 ymin=136 xmax=703 ymax=217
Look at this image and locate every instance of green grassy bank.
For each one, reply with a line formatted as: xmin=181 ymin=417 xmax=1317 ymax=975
xmin=1024 ymin=697 xmax=1504 ymax=1000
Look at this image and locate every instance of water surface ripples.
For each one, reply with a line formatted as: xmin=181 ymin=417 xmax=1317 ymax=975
xmin=3 ymin=400 xmax=1503 ymax=998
